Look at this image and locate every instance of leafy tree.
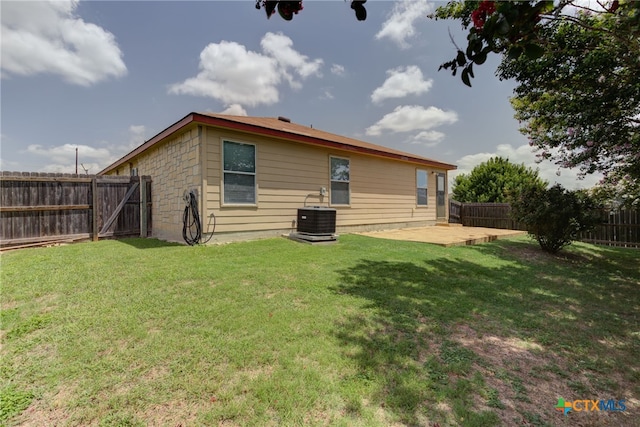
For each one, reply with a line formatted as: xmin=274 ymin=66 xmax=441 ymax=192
xmin=452 ymin=156 xmax=546 ymax=203
xmin=431 ymin=1 xmax=639 ymax=86
xmin=509 ymin=184 xmax=602 ymax=253
xmin=590 ymin=172 xmax=640 ymax=209
xmin=498 ymin=11 xmax=640 ymax=184
xmin=432 ymin=0 xmax=640 ymax=186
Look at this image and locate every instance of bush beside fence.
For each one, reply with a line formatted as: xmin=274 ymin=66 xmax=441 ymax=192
xmin=449 ymin=200 xmax=639 ymax=248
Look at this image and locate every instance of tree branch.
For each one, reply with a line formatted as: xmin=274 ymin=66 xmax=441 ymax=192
xmin=540 ymin=13 xmax=616 ymax=37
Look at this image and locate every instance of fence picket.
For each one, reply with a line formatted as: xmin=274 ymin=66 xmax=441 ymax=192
xmin=1 ymin=173 xmax=151 ymax=248
xmin=449 ymin=200 xmax=639 ymax=248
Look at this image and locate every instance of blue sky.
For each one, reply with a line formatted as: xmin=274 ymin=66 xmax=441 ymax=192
xmin=1 ymin=0 xmax=601 ymax=189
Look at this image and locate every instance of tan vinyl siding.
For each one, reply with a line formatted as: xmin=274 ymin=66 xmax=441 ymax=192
xmin=105 ymin=121 xmax=450 ymax=243
xmin=203 ymin=126 xmax=441 ymax=235
xmin=203 ymin=127 xmax=327 ymax=233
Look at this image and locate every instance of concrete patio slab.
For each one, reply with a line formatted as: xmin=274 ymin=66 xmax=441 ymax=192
xmin=356 ymin=224 xmax=527 ymax=247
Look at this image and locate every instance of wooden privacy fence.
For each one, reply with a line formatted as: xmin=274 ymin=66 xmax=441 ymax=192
xmin=448 ymin=200 xmax=639 ymax=248
xmin=448 ymin=201 xmax=526 ymax=230
xmin=1 ymin=172 xmax=151 ymax=248
xmin=579 ymin=209 xmax=639 ymax=248
xmin=449 ymin=200 xmax=462 ymax=224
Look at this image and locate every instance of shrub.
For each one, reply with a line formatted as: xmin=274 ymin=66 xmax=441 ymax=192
xmin=509 ymin=184 xmax=602 ymax=253
xmin=452 ymin=157 xmax=547 ymax=203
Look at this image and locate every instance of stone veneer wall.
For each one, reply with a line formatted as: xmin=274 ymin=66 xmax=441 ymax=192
xmin=108 ymin=126 xmax=202 ymax=242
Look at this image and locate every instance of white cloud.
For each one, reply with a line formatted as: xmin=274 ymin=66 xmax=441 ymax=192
xmin=169 ymin=32 xmax=323 ymax=107
xmin=109 ymin=124 xmax=147 ymax=158
xmin=26 ymin=143 xmax=111 ymax=174
xmin=220 ymin=104 xmax=248 ymax=116
xmin=406 ymin=130 xmax=445 ymax=147
xmin=260 ymin=32 xmax=323 ymax=89
xmin=0 ymin=157 xmax=20 ymax=171
xmin=331 ymin=64 xmax=346 ymax=76
xmin=27 ymin=143 xmax=110 ymax=164
xmin=168 ymin=40 xmax=280 ymax=106
xmin=39 ymin=161 xmax=102 ymax=174
xmin=127 ymin=125 xmax=146 ymax=149
xmin=371 ymin=65 xmax=433 ymax=104
xmin=320 ymin=89 xmax=334 ymax=100
xmin=23 ymin=125 xmax=149 ymax=173
xmin=376 ymin=0 xmax=433 ymax=49
xmin=450 ymin=144 xmax=603 ymax=190
xmin=366 ymin=105 xmax=458 ymax=136
xmin=1 ymin=0 xmax=127 ymax=86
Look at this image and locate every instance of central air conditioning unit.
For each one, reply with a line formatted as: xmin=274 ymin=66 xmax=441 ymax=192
xmin=297 ymin=207 xmax=336 ymax=234
xmin=290 ymin=207 xmax=337 ymax=244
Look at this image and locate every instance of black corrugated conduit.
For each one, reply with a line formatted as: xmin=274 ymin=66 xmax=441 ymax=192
xmin=182 ymin=190 xmax=215 ymax=245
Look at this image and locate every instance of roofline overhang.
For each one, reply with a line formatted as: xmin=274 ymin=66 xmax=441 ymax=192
xmin=99 ymin=112 xmax=457 ymax=174
xmin=99 ymin=112 xmax=197 ymax=175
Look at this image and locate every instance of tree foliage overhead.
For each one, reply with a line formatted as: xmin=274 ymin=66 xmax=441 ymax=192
xmin=498 ymin=7 xmax=640 ymax=183
xmin=432 ymin=1 xmax=640 ymax=184
xmin=431 ymin=1 xmax=639 ymax=85
xmin=255 ymin=1 xmax=368 ymax=21
xmin=452 ymin=156 xmax=547 ymax=203
xmin=590 ymin=174 xmax=640 ymax=209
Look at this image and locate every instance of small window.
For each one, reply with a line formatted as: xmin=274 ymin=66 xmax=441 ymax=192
xmin=330 ymin=156 xmax=350 ymax=205
xmin=417 ymin=170 xmax=427 ymax=206
xmin=223 ymin=141 xmax=256 ymax=204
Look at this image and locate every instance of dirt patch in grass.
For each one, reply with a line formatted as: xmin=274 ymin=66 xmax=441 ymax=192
xmin=15 ymin=388 xmax=208 ymax=427
xmin=142 ymin=364 xmax=170 ymax=382
xmin=139 ymin=400 xmax=208 ymax=426
xmin=13 ymin=387 xmax=73 ymax=427
xmin=14 ymin=403 xmax=70 ymax=427
xmin=506 ymin=243 xmax=571 ymax=264
xmin=34 ymin=293 xmax=59 ymax=311
xmin=450 ymin=324 xmax=638 ymax=426
xmin=1 ymin=299 xmax=19 ymax=310
xmin=503 ymin=242 xmax=619 ymax=268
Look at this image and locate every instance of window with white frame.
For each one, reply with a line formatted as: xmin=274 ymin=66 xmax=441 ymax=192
xmin=330 ymin=156 xmax=350 ymax=205
xmin=416 ymin=169 xmax=428 ymax=206
xmin=223 ymin=140 xmax=256 ymax=204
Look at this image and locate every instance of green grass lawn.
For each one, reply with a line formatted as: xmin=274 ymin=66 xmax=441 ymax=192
xmin=1 ymin=235 xmax=638 ymax=426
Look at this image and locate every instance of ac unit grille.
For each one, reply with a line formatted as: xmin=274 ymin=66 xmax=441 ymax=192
xmin=297 ymin=207 xmax=336 ymax=234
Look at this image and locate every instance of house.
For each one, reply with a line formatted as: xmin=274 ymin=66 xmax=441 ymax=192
xmin=99 ymin=112 xmax=456 ymax=243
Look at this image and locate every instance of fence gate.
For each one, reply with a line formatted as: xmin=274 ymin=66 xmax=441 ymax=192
xmin=449 ymin=200 xmax=462 ymax=224
xmin=0 ymin=173 xmax=152 ymax=248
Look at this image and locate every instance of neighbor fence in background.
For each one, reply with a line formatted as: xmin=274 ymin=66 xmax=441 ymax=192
xmin=449 ymin=200 xmax=639 ymax=248
xmin=448 ymin=201 xmax=526 ymax=230
xmin=579 ymin=209 xmax=639 ymax=248
xmin=0 ymin=172 xmax=151 ymax=248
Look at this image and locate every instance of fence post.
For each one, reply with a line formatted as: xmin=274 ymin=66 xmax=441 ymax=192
xmin=139 ymin=176 xmax=147 ymax=238
xmin=92 ymin=177 xmax=99 ymax=242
